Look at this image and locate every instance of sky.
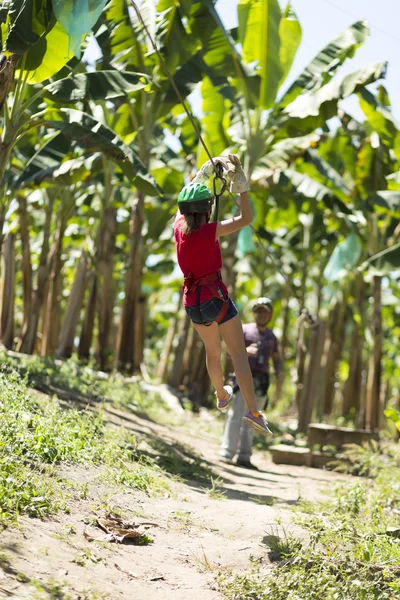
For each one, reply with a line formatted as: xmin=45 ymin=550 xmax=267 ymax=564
xmin=216 ymin=0 xmax=400 ymax=120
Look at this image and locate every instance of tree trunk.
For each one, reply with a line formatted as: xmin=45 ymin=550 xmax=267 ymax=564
xmin=96 ymin=206 xmax=117 ymax=371
xmin=115 ymin=192 xmax=144 ymax=373
xmin=280 ymin=278 xmax=291 ymax=364
xmin=156 ymin=296 xmax=181 ymax=382
xmin=365 ymin=275 xmax=383 ymax=431
xmin=78 ymin=271 xmax=97 ymax=361
xmin=133 ymin=294 xmax=147 ymax=372
xmin=168 ymin=314 xmax=191 ymax=389
xmin=18 ymin=195 xmax=32 ymax=330
xmin=189 ymin=343 xmax=210 ymax=411
xmin=182 ymin=324 xmax=196 ymax=386
xmin=0 ymin=233 xmax=15 ymax=348
xmin=56 ymin=249 xmax=88 ymax=359
xmin=295 ymin=314 xmax=308 ymax=413
xmin=17 ymin=193 xmax=54 ymax=354
xmin=41 ymin=210 xmax=68 ymax=357
xmin=322 ymin=300 xmax=348 ymax=416
xmin=298 ymin=320 xmax=326 ymax=434
xmin=0 ymin=208 xmax=5 ymax=263
xmin=342 ymin=275 xmax=365 ymax=417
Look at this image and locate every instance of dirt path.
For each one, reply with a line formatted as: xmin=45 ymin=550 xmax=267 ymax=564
xmin=0 ymin=403 xmax=347 ymax=600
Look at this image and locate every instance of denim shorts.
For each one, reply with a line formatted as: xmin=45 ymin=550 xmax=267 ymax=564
xmin=185 ymin=297 xmax=238 ymax=326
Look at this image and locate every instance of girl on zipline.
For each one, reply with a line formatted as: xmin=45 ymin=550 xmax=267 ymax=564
xmin=174 ymin=155 xmax=272 ymax=437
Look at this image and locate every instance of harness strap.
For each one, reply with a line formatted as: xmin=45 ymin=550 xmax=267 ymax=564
xmin=186 ymin=270 xmax=228 ymax=326
xmin=214 ymin=299 xmax=230 ymax=324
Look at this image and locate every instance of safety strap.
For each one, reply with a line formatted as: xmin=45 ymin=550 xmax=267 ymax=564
xmin=214 ymin=299 xmax=230 ymax=324
xmin=190 ymin=271 xmax=228 ymax=326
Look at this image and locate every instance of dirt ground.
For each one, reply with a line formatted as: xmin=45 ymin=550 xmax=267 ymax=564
xmin=0 ymin=401 xmax=348 ymax=600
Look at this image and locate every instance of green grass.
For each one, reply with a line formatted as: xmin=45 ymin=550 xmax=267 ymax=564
xmin=0 ymin=351 xmax=169 ymax=421
xmin=218 ymin=442 xmax=400 ymax=600
xmin=0 ymin=368 xmax=170 ymax=527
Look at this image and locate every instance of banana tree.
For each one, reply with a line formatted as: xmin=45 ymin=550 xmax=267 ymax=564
xmin=185 ymin=7 xmax=386 ymax=334
xmin=276 ymin=88 xmax=400 ymax=430
xmin=0 ymin=0 xmax=158 ymax=267
xmin=196 ymin=5 xmax=385 ymax=177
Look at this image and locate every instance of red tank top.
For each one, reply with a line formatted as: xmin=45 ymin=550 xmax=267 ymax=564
xmin=174 ymin=215 xmax=228 ymax=307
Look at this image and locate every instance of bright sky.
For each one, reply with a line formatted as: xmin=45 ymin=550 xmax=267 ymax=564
xmin=216 ymin=0 xmax=400 ymax=120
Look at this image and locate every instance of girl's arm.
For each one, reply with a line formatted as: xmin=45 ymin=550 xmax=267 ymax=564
xmin=216 ymin=191 xmax=252 ymax=238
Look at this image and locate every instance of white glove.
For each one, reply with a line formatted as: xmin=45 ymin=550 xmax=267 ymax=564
xmin=191 ymin=156 xmax=231 ymax=185
xmin=226 ymin=154 xmax=250 ymax=193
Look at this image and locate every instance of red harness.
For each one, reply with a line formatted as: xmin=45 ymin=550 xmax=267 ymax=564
xmin=184 ymin=270 xmax=229 ymax=325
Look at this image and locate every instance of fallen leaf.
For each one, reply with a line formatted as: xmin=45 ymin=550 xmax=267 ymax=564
xmin=96 ymin=514 xmax=155 ymax=544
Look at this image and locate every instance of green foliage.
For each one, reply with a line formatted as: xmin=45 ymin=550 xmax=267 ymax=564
xmin=0 ymin=456 xmax=60 ymax=525
xmin=238 ymin=0 xmax=282 ymax=109
xmin=219 ymin=443 xmax=400 ymax=600
xmin=0 ymin=365 xmax=170 ymax=526
xmin=384 ymin=408 xmax=400 ymax=432
xmin=52 ymin=0 xmax=109 ymax=59
xmin=44 ymin=71 xmax=151 ymax=103
xmin=5 ymin=0 xmax=54 ymax=54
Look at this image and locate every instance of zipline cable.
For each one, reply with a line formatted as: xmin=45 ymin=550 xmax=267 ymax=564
xmin=128 ymin=0 xmax=217 ymax=171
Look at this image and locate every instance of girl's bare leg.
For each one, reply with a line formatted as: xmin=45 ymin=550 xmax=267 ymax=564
xmin=192 ymin=321 xmax=226 ymax=399
xmin=219 ymin=314 xmax=258 ymax=413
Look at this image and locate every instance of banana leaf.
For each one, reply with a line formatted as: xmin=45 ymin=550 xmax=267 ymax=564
xmin=51 ymin=0 xmax=108 ymax=58
xmin=324 ymin=233 xmax=362 ymax=282
xmin=275 ymin=62 xmax=387 ymax=139
xmin=360 ymin=243 xmax=400 ymax=277
xmin=42 ymin=108 xmax=160 ymax=195
xmin=22 ymin=21 xmax=75 ymax=84
xmin=44 ymin=70 xmax=150 ymax=102
xmin=369 ymin=191 xmax=400 ymax=216
xmin=278 ymin=3 xmax=302 ymax=90
xmin=5 ymin=0 xmax=54 ymax=54
xmin=278 ymin=20 xmax=370 ymax=108
xmin=238 ymin=0 xmax=282 ymax=109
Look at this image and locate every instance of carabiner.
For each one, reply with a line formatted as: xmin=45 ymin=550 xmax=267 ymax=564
xmin=213 ymin=161 xmax=227 ymax=198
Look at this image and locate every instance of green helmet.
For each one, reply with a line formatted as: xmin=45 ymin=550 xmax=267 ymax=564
xmin=178 ymin=183 xmax=213 ymax=214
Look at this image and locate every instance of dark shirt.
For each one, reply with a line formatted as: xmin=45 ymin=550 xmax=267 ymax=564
xmin=243 ymin=323 xmax=280 ymax=375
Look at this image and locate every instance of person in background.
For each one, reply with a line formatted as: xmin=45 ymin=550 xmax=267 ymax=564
xmin=220 ymin=297 xmax=283 ymax=469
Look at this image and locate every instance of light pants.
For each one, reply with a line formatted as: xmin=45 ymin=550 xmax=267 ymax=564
xmin=220 ymin=390 xmax=265 ymax=462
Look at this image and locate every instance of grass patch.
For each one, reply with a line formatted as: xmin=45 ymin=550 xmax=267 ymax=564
xmin=0 ymin=351 xmax=170 ymax=421
xmin=0 ymin=369 xmax=169 ymax=527
xmin=218 ymin=443 xmax=400 ymax=600
xmin=202 ymin=476 xmax=227 ymax=500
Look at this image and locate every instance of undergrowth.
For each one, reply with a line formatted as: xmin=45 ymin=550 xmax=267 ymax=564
xmin=0 ymin=368 xmax=169 ymax=527
xmin=0 ymin=351 xmax=169 ymax=421
xmin=218 ymin=443 xmax=400 ymax=600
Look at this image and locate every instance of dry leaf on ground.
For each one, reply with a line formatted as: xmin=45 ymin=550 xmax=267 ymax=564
xmin=96 ymin=513 xmax=157 ymax=543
